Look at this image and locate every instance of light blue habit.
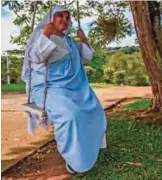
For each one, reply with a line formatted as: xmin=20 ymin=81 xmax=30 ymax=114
xmin=30 ymin=36 xmax=107 ymax=172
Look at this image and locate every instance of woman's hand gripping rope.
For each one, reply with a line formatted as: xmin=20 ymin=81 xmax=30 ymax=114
xmin=77 ymin=29 xmax=90 ymax=48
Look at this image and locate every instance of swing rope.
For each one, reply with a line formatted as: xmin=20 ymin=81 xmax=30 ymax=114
xmin=28 ymin=1 xmax=37 ymax=105
xmin=41 ymin=1 xmax=53 ymax=124
xmin=26 ymin=1 xmax=53 ymax=124
xmin=76 ymin=0 xmax=81 ymax=29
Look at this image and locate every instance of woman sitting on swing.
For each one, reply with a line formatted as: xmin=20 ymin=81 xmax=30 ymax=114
xmin=22 ymin=6 xmax=107 ymax=174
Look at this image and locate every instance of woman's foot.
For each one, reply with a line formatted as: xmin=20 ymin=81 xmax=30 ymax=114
xmin=66 ymin=163 xmax=77 ymax=174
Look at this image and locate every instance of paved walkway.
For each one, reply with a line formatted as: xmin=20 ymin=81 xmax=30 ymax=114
xmin=1 ymin=86 xmax=152 ymax=172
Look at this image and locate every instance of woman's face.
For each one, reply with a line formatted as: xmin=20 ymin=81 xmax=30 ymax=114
xmin=52 ymin=11 xmax=70 ymax=33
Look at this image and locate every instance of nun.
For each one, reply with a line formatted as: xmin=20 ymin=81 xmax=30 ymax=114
xmin=21 ymin=5 xmax=107 ymax=174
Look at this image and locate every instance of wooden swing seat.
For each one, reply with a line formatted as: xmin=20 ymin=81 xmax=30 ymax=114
xmin=22 ymin=103 xmax=43 ymax=116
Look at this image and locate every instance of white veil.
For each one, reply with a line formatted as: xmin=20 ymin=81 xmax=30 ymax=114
xmin=21 ymin=5 xmax=72 ymax=82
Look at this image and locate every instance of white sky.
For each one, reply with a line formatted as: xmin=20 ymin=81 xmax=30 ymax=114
xmin=1 ymin=1 xmax=136 ymax=52
xmin=1 ymin=6 xmax=19 ymax=52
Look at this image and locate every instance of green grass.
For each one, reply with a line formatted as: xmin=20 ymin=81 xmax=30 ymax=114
xmin=90 ymin=83 xmax=116 ymax=89
xmin=1 ymin=83 xmax=115 ymax=93
xmin=123 ymin=99 xmax=152 ymax=113
xmin=1 ymin=84 xmax=25 ymax=93
xmin=73 ymin=99 xmax=162 ymax=180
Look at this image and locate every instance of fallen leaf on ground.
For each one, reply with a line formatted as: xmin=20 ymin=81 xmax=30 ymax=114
xmin=156 ymin=159 xmax=162 ymax=162
xmin=126 ymin=162 xmax=142 ymax=166
xmin=114 ymin=168 xmax=124 ymax=173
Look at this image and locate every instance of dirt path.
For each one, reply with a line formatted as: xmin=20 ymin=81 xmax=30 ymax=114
xmin=1 ymin=86 xmax=152 ymax=179
xmin=1 ymin=94 xmax=54 ymax=172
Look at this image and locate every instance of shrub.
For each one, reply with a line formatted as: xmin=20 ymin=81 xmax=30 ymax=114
xmin=103 ymin=67 xmax=114 ymax=83
xmin=104 ymin=51 xmax=150 ymax=86
xmin=113 ymin=70 xmax=126 ymax=85
xmin=127 ymin=75 xmax=150 ymax=86
xmin=86 ymin=50 xmax=106 ymax=83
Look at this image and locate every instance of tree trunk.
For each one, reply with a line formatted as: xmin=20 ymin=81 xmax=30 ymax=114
xmin=130 ymin=1 xmax=162 ymax=112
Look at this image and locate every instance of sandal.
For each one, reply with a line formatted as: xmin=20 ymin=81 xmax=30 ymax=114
xmin=66 ymin=163 xmax=77 ymax=174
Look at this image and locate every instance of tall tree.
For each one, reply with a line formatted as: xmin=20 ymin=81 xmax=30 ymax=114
xmin=130 ymin=1 xmax=162 ymax=112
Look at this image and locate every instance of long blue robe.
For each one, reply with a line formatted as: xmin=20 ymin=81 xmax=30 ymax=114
xmin=31 ymin=36 xmax=107 ymax=172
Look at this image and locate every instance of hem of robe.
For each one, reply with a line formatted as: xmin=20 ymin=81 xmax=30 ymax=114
xmin=60 ymin=129 xmax=107 ymax=173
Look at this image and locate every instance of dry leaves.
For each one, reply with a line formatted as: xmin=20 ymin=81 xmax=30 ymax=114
xmin=156 ymin=159 xmax=162 ymax=162
xmin=126 ymin=162 xmax=142 ymax=167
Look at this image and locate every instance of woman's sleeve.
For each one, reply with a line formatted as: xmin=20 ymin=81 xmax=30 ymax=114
xmin=78 ymin=43 xmax=94 ymax=64
xmin=29 ymin=33 xmax=57 ymax=64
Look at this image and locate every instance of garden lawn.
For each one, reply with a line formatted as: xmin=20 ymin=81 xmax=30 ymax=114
xmin=1 ymin=84 xmax=25 ymax=93
xmin=1 ymin=83 xmax=114 ymax=93
xmin=90 ymin=83 xmax=116 ymax=89
xmin=122 ymin=99 xmax=152 ymax=113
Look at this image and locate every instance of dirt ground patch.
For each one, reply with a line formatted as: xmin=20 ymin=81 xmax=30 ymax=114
xmin=1 ymin=93 xmax=54 ymax=172
xmin=2 ymin=141 xmax=71 ymax=180
xmin=133 ymin=110 xmax=162 ymax=125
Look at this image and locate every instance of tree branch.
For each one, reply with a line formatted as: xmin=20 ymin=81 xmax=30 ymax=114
xmin=12 ymin=8 xmax=30 ymax=26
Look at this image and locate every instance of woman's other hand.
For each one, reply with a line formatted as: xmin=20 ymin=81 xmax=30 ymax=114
xmin=77 ymin=29 xmax=90 ymax=48
xmin=43 ymin=23 xmax=55 ymax=38
xmin=77 ymin=29 xmax=87 ymax=42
